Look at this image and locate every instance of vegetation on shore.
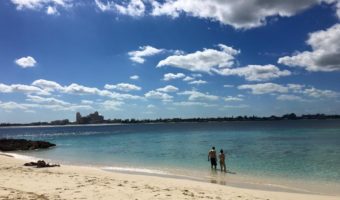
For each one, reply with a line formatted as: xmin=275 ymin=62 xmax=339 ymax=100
xmin=1 ymin=112 xmax=340 ymax=127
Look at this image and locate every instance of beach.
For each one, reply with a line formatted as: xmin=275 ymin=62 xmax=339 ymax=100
xmin=0 ymin=154 xmax=338 ymax=200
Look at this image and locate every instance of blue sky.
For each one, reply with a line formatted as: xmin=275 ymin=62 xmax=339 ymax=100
xmin=1 ymin=0 xmax=340 ymax=123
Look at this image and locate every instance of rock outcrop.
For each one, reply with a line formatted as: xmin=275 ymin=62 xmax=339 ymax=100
xmin=24 ymin=160 xmax=60 ymax=168
xmin=0 ymin=139 xmax=56 ymax=152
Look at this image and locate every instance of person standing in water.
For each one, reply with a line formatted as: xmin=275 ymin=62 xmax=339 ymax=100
xmin=219 ymin=149 xmax=226 ymax=173
xmin=208 ymin=146 xmax=217 ymax=170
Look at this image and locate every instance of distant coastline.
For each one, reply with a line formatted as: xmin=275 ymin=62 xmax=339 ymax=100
xmin=1 ymin=112 xmax=340 ymax=127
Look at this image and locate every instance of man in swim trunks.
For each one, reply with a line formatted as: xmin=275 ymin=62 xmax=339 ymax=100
xmin=208 ymin=146 xmax=217 ymax=169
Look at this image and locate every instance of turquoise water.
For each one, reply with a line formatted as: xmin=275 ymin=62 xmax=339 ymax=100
xmin=1 ymin=120 xmax=340 ymax=192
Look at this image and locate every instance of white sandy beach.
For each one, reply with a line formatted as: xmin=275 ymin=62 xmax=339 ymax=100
xmin=0 ymin=154 xmax=339 ymax=200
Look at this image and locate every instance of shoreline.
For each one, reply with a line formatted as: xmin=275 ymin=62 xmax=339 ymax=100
xmin=1 ymin=153 xmax=339 ymax=199
xmin=7 ymin=151 xmax=340 ymax=196
xmin=1 ymin=118 xmax=340 ymax=129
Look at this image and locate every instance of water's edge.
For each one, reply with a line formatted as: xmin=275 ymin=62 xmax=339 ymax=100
xmin=3 ymin=151 xmax=339 ymax=196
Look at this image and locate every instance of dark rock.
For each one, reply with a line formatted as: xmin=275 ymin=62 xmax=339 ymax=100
xmin=0 ymin=139 xmax=56 ymax=152
xmin=24 ymin=160 xmax=60 ymax=168
xmin=24 ymin=162 xmax=37 ymax=166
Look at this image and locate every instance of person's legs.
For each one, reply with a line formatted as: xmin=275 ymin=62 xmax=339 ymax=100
xmin=211 ymin=158 xmax=217 ymax=170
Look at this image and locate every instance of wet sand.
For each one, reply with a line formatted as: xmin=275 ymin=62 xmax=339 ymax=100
xmin=0 ymin=154 xmax=338 ymax=200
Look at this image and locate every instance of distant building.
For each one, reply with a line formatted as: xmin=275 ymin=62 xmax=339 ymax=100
xmin=76 ymin=111 xmax=104 ymax=124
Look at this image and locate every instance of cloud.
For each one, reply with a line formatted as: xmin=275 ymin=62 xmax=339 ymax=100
xmin=238 ymin=83 xmax=339 ymax=99
xmin=145 ymin=90 xmax=173 ymax=101
xmin=95 ymin=0 xmax=113 ymax=12
xmin=173 ymin=101 xmax=216 ymax=107
xmin=26 ymin=94 xmax=71 ymax=106
xmin=147 ymin=104 xmax=155 ymax=108
xmin=188 ymin=80 xmax=207 ymax=85
xmin=15 ymin=56 xmax=37 ymax=68
xmin=276 ymin=94 xmax=307 ymax=102
xmin=46 ymin=6 xmax=58 ymax=15
xmin=11 ymin=0 xmax=71 ymax=14
xmin=278 ymin=23 xmax=340 ymax=72
xmin=115 ymin=0 xmax=145 ymax=17
xmin=183 ymin=76 xmax=194 ymax=82
xmin=0 ymin=99 xmax=93 ymax=112
xmin=104 ymin=83 xmax=141 ymax=92
xmin=303 ymin=87 xmax=339 ymax=98
xmin=62 ymin=83 xmax=142 ymax=100
xmin=223 ymin=85 xmax=234 ymax=88
xmin=163 ymin=73 xmax=186 ymax=81
xmin=215 ymin=64 xmax=291 ymax=81
xmin=178 ymin=90 xmax=219 ymax=101
xmin=100 ymin=100 xmax=124 ymax=110
xmin=32 ymin=79 xmax=64 ymax=91
xmin=158 ymin=45 xmax=291 ymax=81
xmin=156 ymin=85 xmax=179 ymax=93
xmin=0 ymin=101 xmax=31 ymax=111
xmin=0 ymin=84 xmax=13 ymax=93
xmin=0 ymin=83 xmax=50 ymax=95
xmin=224 ymin=96 xmax=243 ymax=102
xmin=157 ymin=44 xmax=240 ymax=73
xmin=128 ymin=45 xmax=164 ymax=63
xmin=150 ymin=0 xmax=340 ymax=29
xmin=223 ymin=104 xmax=249 ymax=109
xmin=81 ymin=100 xmax=94 ymax=104
xmin=63 ymin=83 xmax=100 ymax=95
xmin=130 ymin=75 xmax=139 ymax=80
xmin=95 ymin=0 xmax=145 ymax=17
xmin=34 ymin=80 xmax=144 ymax=100
xmin=238 ymin=83 xmax=289 ymax=94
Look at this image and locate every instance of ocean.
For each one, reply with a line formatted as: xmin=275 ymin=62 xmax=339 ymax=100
xmin=1 ymin=120 xmax=340 ymax=194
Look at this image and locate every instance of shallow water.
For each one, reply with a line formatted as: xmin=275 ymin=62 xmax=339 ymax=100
xmin=1 ymin=120 xmax=340 ymax=194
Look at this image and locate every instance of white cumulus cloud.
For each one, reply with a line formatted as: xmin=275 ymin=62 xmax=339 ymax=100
xmin=276 ymin=94 xmax=307 ymax=102
xmin=156 ymin=85 xmax=179 ymax=93
xmin=150 ymin=0 xmax=340 ymax=29
xmin=104 ymin=83 xmax=141 ymax=92
xmin=100 ymin=100 xmax=124 ymax=110
xmin=130 ymin=75 xmax=139 ymax=80
xmin=32 ymin=79 xmax=64 ymax=91
xmin=178 ymin=90 xmax=219 ymax=101
xmin=224 ymin=96 xmax=243 ymax=102
xmin=145 ymin=90 xmax=173 ymax=101
xmin=115 ymin=0 xmax=145 ymax=17
xmin=173 ymin=101 xmax=216 ymax=107
xmin=188 ymin=80 xmax=207 ymax=85
xmin=278 ymin=23 xmax=340 ymax=72
xmin=26 ymin=95 xmax=71 ymax=106
xmin=238 ymin=83 xmax=339 ymax=99
xmin=15 ymin=56 xmax=37 ymax=68
xmin=157 ymin=44 xmax=240 ymax=73
xmin=95 ymin=0 xmax=145 ymax=17
xmin=128 ymin=45 xmax=164 ymax=64
xmin=163 ymin=73 xmax=186 ymax=81
xmin=46 ymin=6 xmax=58 ymax=15
xmin=238 ymin=83 xmax=289 ymax=94
xmin=11 ymin=0 xmax=71 ymax=15
xmin=216 ymin=64 xmax=291 ymax=81
xmin=0 ymin=83 xmax=50 ymax=95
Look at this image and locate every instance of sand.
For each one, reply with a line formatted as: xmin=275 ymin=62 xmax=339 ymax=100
xmin=0 ymin=154 xmax=338 ymax=200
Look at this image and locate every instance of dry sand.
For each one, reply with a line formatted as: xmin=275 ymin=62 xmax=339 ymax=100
xmin=0 ymin=154 xmax=338 ymax=200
